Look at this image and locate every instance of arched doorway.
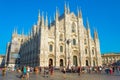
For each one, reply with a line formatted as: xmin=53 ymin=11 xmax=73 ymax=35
xmin=49 ymin=58 xmax=53 ymax=66
xmin=86 ymin=60 xmax=89 ymax=66
xmin=60 ymin=59 xmax=64 ymax=66
xmin=73 ymin=56 xmax=77 ymax=66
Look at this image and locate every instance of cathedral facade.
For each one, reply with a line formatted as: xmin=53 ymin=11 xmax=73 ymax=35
xmin=7 ymin=4 xmax=102 ymax=68
xmin=5 ymin=31 xmax=26 ymax=67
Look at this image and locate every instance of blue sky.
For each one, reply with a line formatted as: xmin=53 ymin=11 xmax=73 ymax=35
xmin=0 ymin=0 xmax=120 ymax=55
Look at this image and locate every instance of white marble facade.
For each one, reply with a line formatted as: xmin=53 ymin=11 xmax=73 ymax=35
xmin=14 ymin=4 xmax=102 ymax=68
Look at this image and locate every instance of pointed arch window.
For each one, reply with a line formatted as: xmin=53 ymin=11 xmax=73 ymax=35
xmin=92 ymin=49 xmax=94 ymax=55
xmin=60 ymin=46 xmax=63 ymax=52
xmin=72 ymin=22 xmax=76 ymax=33
xmin=49 ymin=44 xmax=53 ymax=52
xmin=73 ymin=39 xmax=76 ymax=45
xmin=85 ymin=48 xmax=87 ymax=54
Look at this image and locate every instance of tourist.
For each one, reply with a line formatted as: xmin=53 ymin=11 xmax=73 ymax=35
xmin=39 ymin=66 xmax=41 ymax=74
xmin=2 ymin=67 xmax=6 ymax=77
xmin=26 ymin=66 xmax=30 ymax=80
xmin=50 ymin=65 xmax=54 ymax=76
xmin=99 ymin=66 xmax=102 ymax=74
xmin=44 ymin=67 xmax=49 ymax=77
xmin=109 ymin=67 xmax=113 ymax=75
xmin=62 ymin=66 xmax=66 ymax=79
xmin=21 ymin=66 xmax=27 ymax=80
xmin=35 ymin=67 xmax=39 ymax=74
xmin=77 ymin=66 xmax=81 ymax=76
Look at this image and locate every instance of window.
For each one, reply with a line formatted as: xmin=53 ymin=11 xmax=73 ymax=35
xmin=72 ymin=23 xmax=76 ymax=33
xmin=85 ymin=49 xmax=87 ymax=54
xmin=73 ymin=39 xmax=76 ymax=45
xmin=59 ymin=34 xmax=63 ymax=41
xmin=92 ymin=49 xmax=94 ymax=55
xmin=60 ymin=46 xmax=63 ymax=52
xmin=49 ymin=45 xmax=53 ymax=52
xmin=84 ymin=39 xmax=86 ymax=44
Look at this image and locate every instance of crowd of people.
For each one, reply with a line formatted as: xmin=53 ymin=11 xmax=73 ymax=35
xmin=1 ymin=65 xmax=120 ymax=79
xmin=16 ymin=65 xmax=54 ymax=80
xmin=60 ymin=65 xmax=120 ymax=76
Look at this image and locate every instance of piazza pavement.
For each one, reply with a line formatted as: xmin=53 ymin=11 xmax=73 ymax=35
xmin=0 ymin=70 xmax=120 ymax=80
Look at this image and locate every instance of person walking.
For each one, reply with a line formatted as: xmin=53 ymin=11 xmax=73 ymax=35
xmin=50 ymin=65 xmax=54 ymax=76
xmin=62 ymin=66 xmax=66 ymax=79
xmin=21 ymin=66 xmax=27 ymax=80
xmin=109 ymin=67 xmax=113 ymax=75
xmin=78 ymin=66 xmax=81 ymax=76
xmin=2 ymin=67 xmax=6 ymax=77
xmin=26 ymin=66 xmax=30 ymax=80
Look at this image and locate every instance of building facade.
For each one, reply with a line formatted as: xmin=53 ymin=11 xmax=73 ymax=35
xmin=7 ymin=4 xmax=102 ymax=68
xmin=101 ymin=53 xmax=120 ymax=65
xmin=6 ymin=31 xmax=26 ymax=67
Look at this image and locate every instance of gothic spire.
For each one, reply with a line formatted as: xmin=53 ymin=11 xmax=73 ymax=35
xmin=41 ymin=12 xmax=44 ymax=26
xmin=77 ymin=7 xmax=82 ymax=18
xmin=94 ymin=29 xmax=98 ymax=39
xmin=56 ymin=7 xmax=59 ymax=21
xmin=67 ymin=2 xmax=70 ymax=14
xmin=37 ymin=10 xmax=41 ymax=25
xmin=64 ymin=2 xmax=67 ymax=14
xmin=49 ymin=16 xmax=51 ymax=27
xmin=30 ymin=30 xmax=33 ymax=38
xmin=86 ymin=18 xmax=91 ymax=38
xmin=45 ymin=12 xmax=48 ymax=27
xmin=77 ymin=7 xmax=79 ymax=17
xmin=86 ymin=18 xmax=90 ymax=29
xmin=79 ymin=9 xmax=82 ymax=18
